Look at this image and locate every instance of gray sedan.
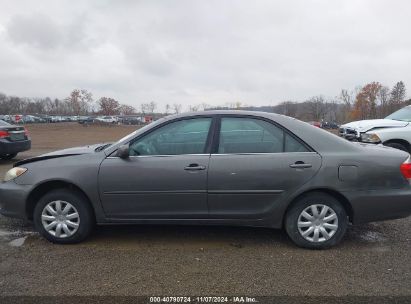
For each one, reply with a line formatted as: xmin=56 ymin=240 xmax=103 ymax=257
xmin=1 ymin=111 xmax=411 ymax=249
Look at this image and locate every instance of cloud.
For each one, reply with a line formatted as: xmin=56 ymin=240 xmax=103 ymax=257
xmin=0 ymin=0 xmax=410 ymax=110
xmin=7 ymin=13 xmax=63 ymax=49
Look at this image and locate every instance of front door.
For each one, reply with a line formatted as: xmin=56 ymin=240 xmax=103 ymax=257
xmin=207 ymin=116 xmax=322 ymax=219
xmin=99 ymin=117 xmax=213 ymax=219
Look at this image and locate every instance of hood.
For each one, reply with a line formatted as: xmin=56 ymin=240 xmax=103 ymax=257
xmin=40 ymin=143 xmax=110 ymax=157
xmin=341 ymin=119 xmax=408 ymax=133
xmin=14 ymin=143 xmax=111 ymax=167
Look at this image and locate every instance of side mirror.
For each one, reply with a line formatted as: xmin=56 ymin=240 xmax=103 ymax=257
xmin=116 ymin=145 xmax=130 ymax=159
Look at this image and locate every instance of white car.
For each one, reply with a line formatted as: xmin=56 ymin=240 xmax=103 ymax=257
xmin=95 ymin=116 xmax=118 ymax=124
xmin=339 ymin=105 xmax=411 ymax=152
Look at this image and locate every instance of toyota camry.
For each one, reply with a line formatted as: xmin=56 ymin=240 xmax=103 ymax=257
xmin=1 ymin=111 xmax=411 ymax=249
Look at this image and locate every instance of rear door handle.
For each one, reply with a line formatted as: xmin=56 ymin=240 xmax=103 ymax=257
xmin=289 ymin=161 xmax=312 ymax=169
xmin=184 ymin=164 xmax=206 ymax=171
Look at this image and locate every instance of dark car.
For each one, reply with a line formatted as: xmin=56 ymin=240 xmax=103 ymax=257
xmin=1 ymin=111 xmax=411 ymax=249
xmin=0 ymin=119 xmax=31 ymax=160
xmin=78 ymin=117 xmax=95 ymax=125
xmin=119 ymin=116 xmax=142 ymax=125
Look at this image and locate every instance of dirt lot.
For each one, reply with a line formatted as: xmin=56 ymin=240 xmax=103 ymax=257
xmin=0 ymin=123 xmax=410 ymax=298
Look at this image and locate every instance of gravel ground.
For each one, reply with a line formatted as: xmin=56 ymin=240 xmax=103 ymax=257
xmin=0 ymin=123 xmax=410 ymax=297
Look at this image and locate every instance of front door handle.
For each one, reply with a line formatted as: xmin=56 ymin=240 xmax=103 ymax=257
xmin=184 ymin=164 xmax=206 ymax=171
xmin=289 ymin=161 xmax=312 ymax=169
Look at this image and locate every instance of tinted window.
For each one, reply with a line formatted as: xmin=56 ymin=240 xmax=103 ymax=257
xmin=129 ymin=118 xmax=212 ymax=156
xmin=285 ymin=133 xmax=309 ymax=152
xmin=218 ymin=117 xmax=309 ymax=153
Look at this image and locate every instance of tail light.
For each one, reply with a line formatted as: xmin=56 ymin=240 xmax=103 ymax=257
xmin=24 ymin=127 xmax=29 ymax=137
xmin=400 ymin=156 xmax=411 ymax=184
xmin=0 ymin=130 xmax=9 ymax=138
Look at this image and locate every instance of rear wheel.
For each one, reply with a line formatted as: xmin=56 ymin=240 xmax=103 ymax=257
xmin=33 ymin=189 xmax=94 ymax=244
xmin=285 ymin=193 xmax=348 ymax=249
xmin=0 ymin=153 xmax=17 ymax=160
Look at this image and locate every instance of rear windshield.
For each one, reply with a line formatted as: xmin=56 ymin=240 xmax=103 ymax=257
xmin=0 ymin=119 xmax=10 ymax=126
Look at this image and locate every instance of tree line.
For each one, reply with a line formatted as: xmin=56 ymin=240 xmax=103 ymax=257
xmin=0 ymin=89 xmax=138 ymax=116
xmin=0 ymin=81 xmax=409 ymax=122
xmin=211 ymin=81 xmax=408 ymax=123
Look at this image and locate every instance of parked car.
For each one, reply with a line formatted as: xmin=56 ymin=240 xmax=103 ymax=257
xmin=339 ymin=105 xmax=411 ymax=152
xmin=308 ymin=121 xmax=321 ymax=128
xmin=1 ymin=111 xmax=411 ymax=249
xmin=321 ymin=121 xmax=339 ymax=129
xmin=78 ymin=116 xmax=95 ymax=124
xmin=119 ymin=116 xmax=143 ymax=125
xmin=96 ymin=116 xmax=118 ymax=124
xmin=0 ymin=119 xmax=31 ymax=160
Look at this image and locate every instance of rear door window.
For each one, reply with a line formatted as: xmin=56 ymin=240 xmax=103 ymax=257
xmin=218 ymin=117 xmax=309 ymax=153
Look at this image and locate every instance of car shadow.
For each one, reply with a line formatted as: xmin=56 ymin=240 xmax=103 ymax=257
xmin=88 ymin=225 xmax=292 ymax=249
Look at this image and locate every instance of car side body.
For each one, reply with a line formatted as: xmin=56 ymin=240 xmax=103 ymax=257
xmin=1 ymin=111 xmax=411 ymax=248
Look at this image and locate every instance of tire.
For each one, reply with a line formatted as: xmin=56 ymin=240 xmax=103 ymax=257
xmin=285 ymin=192 xmax=348 ymax=249
xmin=384 ymin=142 xmax=409 ymax=153
xmin=33 ymin=189 xmax=94 ymax=244
xmin=0 ymin=153 xmax=18 ymax=160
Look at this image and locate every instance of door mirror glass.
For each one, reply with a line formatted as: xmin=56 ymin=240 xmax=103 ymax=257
xmin=117 ymin=145 xmax=130 ymax=159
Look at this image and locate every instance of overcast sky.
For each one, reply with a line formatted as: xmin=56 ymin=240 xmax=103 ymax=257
xmin=0 ymin=0 xmax=410 ymax=110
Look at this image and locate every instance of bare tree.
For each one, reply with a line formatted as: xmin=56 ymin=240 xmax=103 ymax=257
xmin=119 ymin=104 xmax=136 ymax=115
xmin=305 ymin=96 xmax=329 ymax=121
xmin=147 ymin=101 xmax=157 ymax=113
xmin=389 ymin=81 xmax=406 ymax=112
xmin=165 ymin=104 xmax=171 ymax=115
xmin=98 ymin=97 xmax=120 ymax=115
xmin=66 ymin=89 xmax=93 ymax=116
xmin=377 ymin=86 xmax=390 ymax=117
xmin=172 ymin=103 xmax=182 ymax=114
xmin=188 ymin=105 xmax=200 ymax=112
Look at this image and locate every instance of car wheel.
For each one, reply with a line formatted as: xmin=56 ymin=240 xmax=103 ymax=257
xmin=285 ymin=193 xmax=348 ymax=249
xmin=384 ymin=142 xmax=409 ymax=153
xmin=33 ymin=189 xmax=94 ymax=244
xmin=0 ymin=153 xmax=18 ymax=160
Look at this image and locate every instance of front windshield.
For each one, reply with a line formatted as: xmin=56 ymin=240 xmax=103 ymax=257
xmin=386 ymin=107 xmax=411 ymax=122
xmin=0 ymin=119 xmax=10 ymax=126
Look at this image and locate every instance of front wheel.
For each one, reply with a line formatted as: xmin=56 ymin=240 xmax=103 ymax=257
xmin=33 ymin=189 xmax=94 ymax=244
xmin=285 ymin=193 xmax=348 ymax=249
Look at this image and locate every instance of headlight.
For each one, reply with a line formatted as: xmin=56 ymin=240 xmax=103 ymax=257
xmin=4 ymin=167 xmax=28 ymax=182
xmin=360 ymin=133 xmax=381 ymax=143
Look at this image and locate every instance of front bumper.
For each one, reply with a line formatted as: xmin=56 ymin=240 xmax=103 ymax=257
xmin=0 ymin=139 xmax=31 ymax=155
xmin=339 ymin=127 xmax=359 ymax=141
xmin=0 ymin=181 xmax=32 ymax=220
xmin=343 ymin=188 xmax=411 ymax=224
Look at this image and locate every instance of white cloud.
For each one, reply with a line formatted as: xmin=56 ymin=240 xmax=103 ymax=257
xmin=0 ymin=0 xmax=410 ymax=110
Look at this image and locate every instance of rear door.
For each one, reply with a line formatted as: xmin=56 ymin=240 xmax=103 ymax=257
xmin=207 ymin=116 xmax=322 ymax=219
